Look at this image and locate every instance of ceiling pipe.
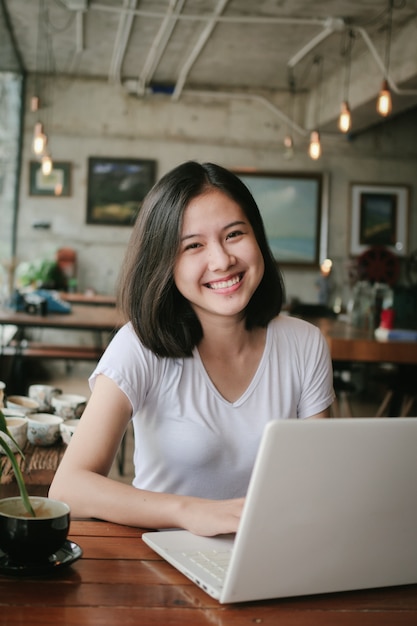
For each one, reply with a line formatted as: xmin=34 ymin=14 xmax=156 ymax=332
xmin=91 ymin=3 xmax=327 ymax=28
xmin=75 ymin=9 xmax=84 ymax=53
xmin=172 ymin=0 xmax=231 ymax=100
xmin=67 ymin=9 xmax=86 ymax=72
xmin=108 ymin=0 xmax=137 ymax=84
xmin=182 ymin=89 xmax=309 ymax=137
xmin=122 ymin=78 xmax=309 ymax=137
xmin=287 ymin=17 xmax=345 ymax=68
xmin=354 ymin=26 xmax=417 ymax=97
xmin=136 ymin=0 xmax=186 ymax=96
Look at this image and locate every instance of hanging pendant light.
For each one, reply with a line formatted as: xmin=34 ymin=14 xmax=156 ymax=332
xmin=54 ymin=181 xmax=63 ymax=196
xmin=32 ymin=122 xmax=47 ymax=156
xmin=308 ymin=130 xmax=321 ymax=160
xmin=338 ymin=101 xmax=352 ymax=133
xmin=41 ymin=154 xmax=53 ymax=176
xmin=31 ymin=1 xmax=56 ymax=161
xmin=338 ymin=30 xmax=353 ymax=133
xmin=377 ymin=79 xmax=392 ymax=116
xmin=283 ymin=74 xmax=296 ymax=159
xmin=283 ymin=134 xmax=294 ymax=149
xmin=377 ymin=0 xmax=394 ymax=117
xmin=31 ymin=96 xmax=40 ymax=112
xmin=308 ymin=56 xmax=323 ymax=160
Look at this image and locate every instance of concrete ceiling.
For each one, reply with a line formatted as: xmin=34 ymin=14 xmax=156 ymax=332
xmin=1 ymin=0 xmax=417 ymax=139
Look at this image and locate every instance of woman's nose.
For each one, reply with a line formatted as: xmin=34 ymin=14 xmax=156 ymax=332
xmin=207 ymin=242 xmax=235 ymax=271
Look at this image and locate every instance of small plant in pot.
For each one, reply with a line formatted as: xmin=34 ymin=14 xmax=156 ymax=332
xmin=0 ymin=409 xmax=74 ymax=570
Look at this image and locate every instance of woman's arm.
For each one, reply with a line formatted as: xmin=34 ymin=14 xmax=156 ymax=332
xmin=49 ymin=375 xmax=243 ymax=535
xmin=307 ymin=407 xmax=331 ymax=418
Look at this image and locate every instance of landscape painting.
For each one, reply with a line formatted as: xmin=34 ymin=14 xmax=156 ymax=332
xmin=235 ymin=171 xmax=322 ymax=266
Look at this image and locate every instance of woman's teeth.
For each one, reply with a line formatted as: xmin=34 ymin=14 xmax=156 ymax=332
xmin=207 ymin=275 xmax=241 ymax=290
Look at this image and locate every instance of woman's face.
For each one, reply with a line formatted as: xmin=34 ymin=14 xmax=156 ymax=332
xmin=174 ymin=189 xmax=265 ymax=325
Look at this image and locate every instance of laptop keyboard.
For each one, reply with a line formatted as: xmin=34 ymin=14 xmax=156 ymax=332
xmin=185 ymin=549 xmax=231 ymax=583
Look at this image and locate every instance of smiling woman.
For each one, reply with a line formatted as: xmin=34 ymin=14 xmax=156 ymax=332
xmin=49 ymin=162 xmax=334 ymax=537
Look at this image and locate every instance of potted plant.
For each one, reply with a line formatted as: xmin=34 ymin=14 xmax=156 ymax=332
xmin=15 ymin=258 xmax=66 ymax=290
xmin=0 ymin=409 xmax=71 ymax=565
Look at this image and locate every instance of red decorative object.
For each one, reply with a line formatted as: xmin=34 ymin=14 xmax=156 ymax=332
xmin=357 ymin=246 xmax=400 ymax=286
xmin=56 ymin=248 xmax=77 ymax=282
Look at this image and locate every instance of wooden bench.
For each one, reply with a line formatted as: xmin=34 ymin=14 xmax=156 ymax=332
xmin=1 ymin=341 xmax=104 ymax=392
xmin=3 ymin=341 xmax=104 ymax=361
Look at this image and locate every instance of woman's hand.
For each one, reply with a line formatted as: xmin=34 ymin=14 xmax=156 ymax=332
xmin=178 ymin=496 xmax=245 ymax=536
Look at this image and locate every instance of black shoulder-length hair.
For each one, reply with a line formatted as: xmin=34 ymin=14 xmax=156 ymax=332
xmin=117 ymin=161 xmax=285 ymax=357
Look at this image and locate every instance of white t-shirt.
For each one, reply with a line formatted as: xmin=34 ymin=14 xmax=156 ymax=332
xmin=90 ymin=315 xmax=335 ymax=499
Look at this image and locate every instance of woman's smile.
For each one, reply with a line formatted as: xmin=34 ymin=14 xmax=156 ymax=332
xmin=204 ymin=272 xmax=244 ymax=291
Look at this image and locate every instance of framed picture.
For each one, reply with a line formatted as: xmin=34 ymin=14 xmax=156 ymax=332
xmin=350 ymin=183 xmax=409 ymax=256
xmin=29 ymin=161 xmax=71 ymax=197
xmin=86 ymin=157 xmax=157 ymax=226
xmin=235 ymin=170 xmax=323 ymax=266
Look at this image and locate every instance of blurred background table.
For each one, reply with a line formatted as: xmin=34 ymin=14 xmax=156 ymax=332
xmin=315 ymin=317 xmax=417 ymax=417
xmin=0 ymin=304 xmax=123 ymax=393
xmin=59 ymin=292 xmax=117 ymax=306
xmin=0 ymin=304 xmax=121 ymax=333
xmin=318 ymin=317 xmax=417 ymax=364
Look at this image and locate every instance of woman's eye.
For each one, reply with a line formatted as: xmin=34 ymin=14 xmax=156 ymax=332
xmin=226 ymin=230 xmax=243 ymax=240
xmin=184 ymin=241 xmax=201 ymax=251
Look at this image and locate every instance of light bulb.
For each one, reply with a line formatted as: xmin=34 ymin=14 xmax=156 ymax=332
xmin=283 ymin=134 xmax=294 ymax=149
xmin=54 ymin=182 xmax=63 ymax=196
xmin=320 ymin=258 xmax=333 ymax=276
xmin=377 ymin=79 xmax=392 ymax=117
xmin=338 ymin=101 xmax=351 ymax=133
xmin=33 ymin=134 xmax=47 ymax=155
xmin=31 ymin=96 xmax=40 ymax=112
xmin=32 ymin=123 xmax=47 ymax=156
xmin=41 ymin=155 xmax=53 ymax=176
xmin=308 ymin=130 xmax=321 ymax=160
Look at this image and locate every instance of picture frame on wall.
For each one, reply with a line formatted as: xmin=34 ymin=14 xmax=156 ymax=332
xmin=350 ymin=183 xmax=409 ymax=256
xmin=29 ymin=161 xmax=71 ymax=197
xmin=234 ymin=170 xmax=323 ymax=266
xmin=86 ymin=157 xmax=157 ymax=226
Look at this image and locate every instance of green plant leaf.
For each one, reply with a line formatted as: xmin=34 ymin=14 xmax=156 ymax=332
xmin=0 ymin=409 xmax=20 ymax=450
xmin=0 ymin=410 xmax=36 ymax=517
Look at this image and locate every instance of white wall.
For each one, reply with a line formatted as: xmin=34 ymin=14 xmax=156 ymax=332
xmin=16 ymin=75 xmax=417 ymax=307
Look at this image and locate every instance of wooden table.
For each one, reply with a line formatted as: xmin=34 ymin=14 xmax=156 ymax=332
xmin=310 ymin=317 xmax=417 ymax=417
xmin=1 ymin=519 xmax=416 ymax=625
xmin=59 ymin=292 xmax=117 ymax=306
xmin=314 ymin=318 xmax=417 ymax=364
xmin=0 ymin=304 xmax=122 ymax=334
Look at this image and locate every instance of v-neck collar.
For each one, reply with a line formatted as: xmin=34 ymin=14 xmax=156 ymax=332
xmin=193 ymin=325 xmax=272 ymax=407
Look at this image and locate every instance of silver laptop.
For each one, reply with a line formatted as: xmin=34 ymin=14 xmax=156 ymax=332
xmin=142 ymin=418 xmax=417 ymax=603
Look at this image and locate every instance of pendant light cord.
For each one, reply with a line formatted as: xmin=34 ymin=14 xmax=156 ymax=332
xmin=384 ymin=0 xmax=394 ymax=79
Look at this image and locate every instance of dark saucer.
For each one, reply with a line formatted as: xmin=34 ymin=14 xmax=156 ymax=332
xmin=0 ymin=540 xmax=82 ymax=576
